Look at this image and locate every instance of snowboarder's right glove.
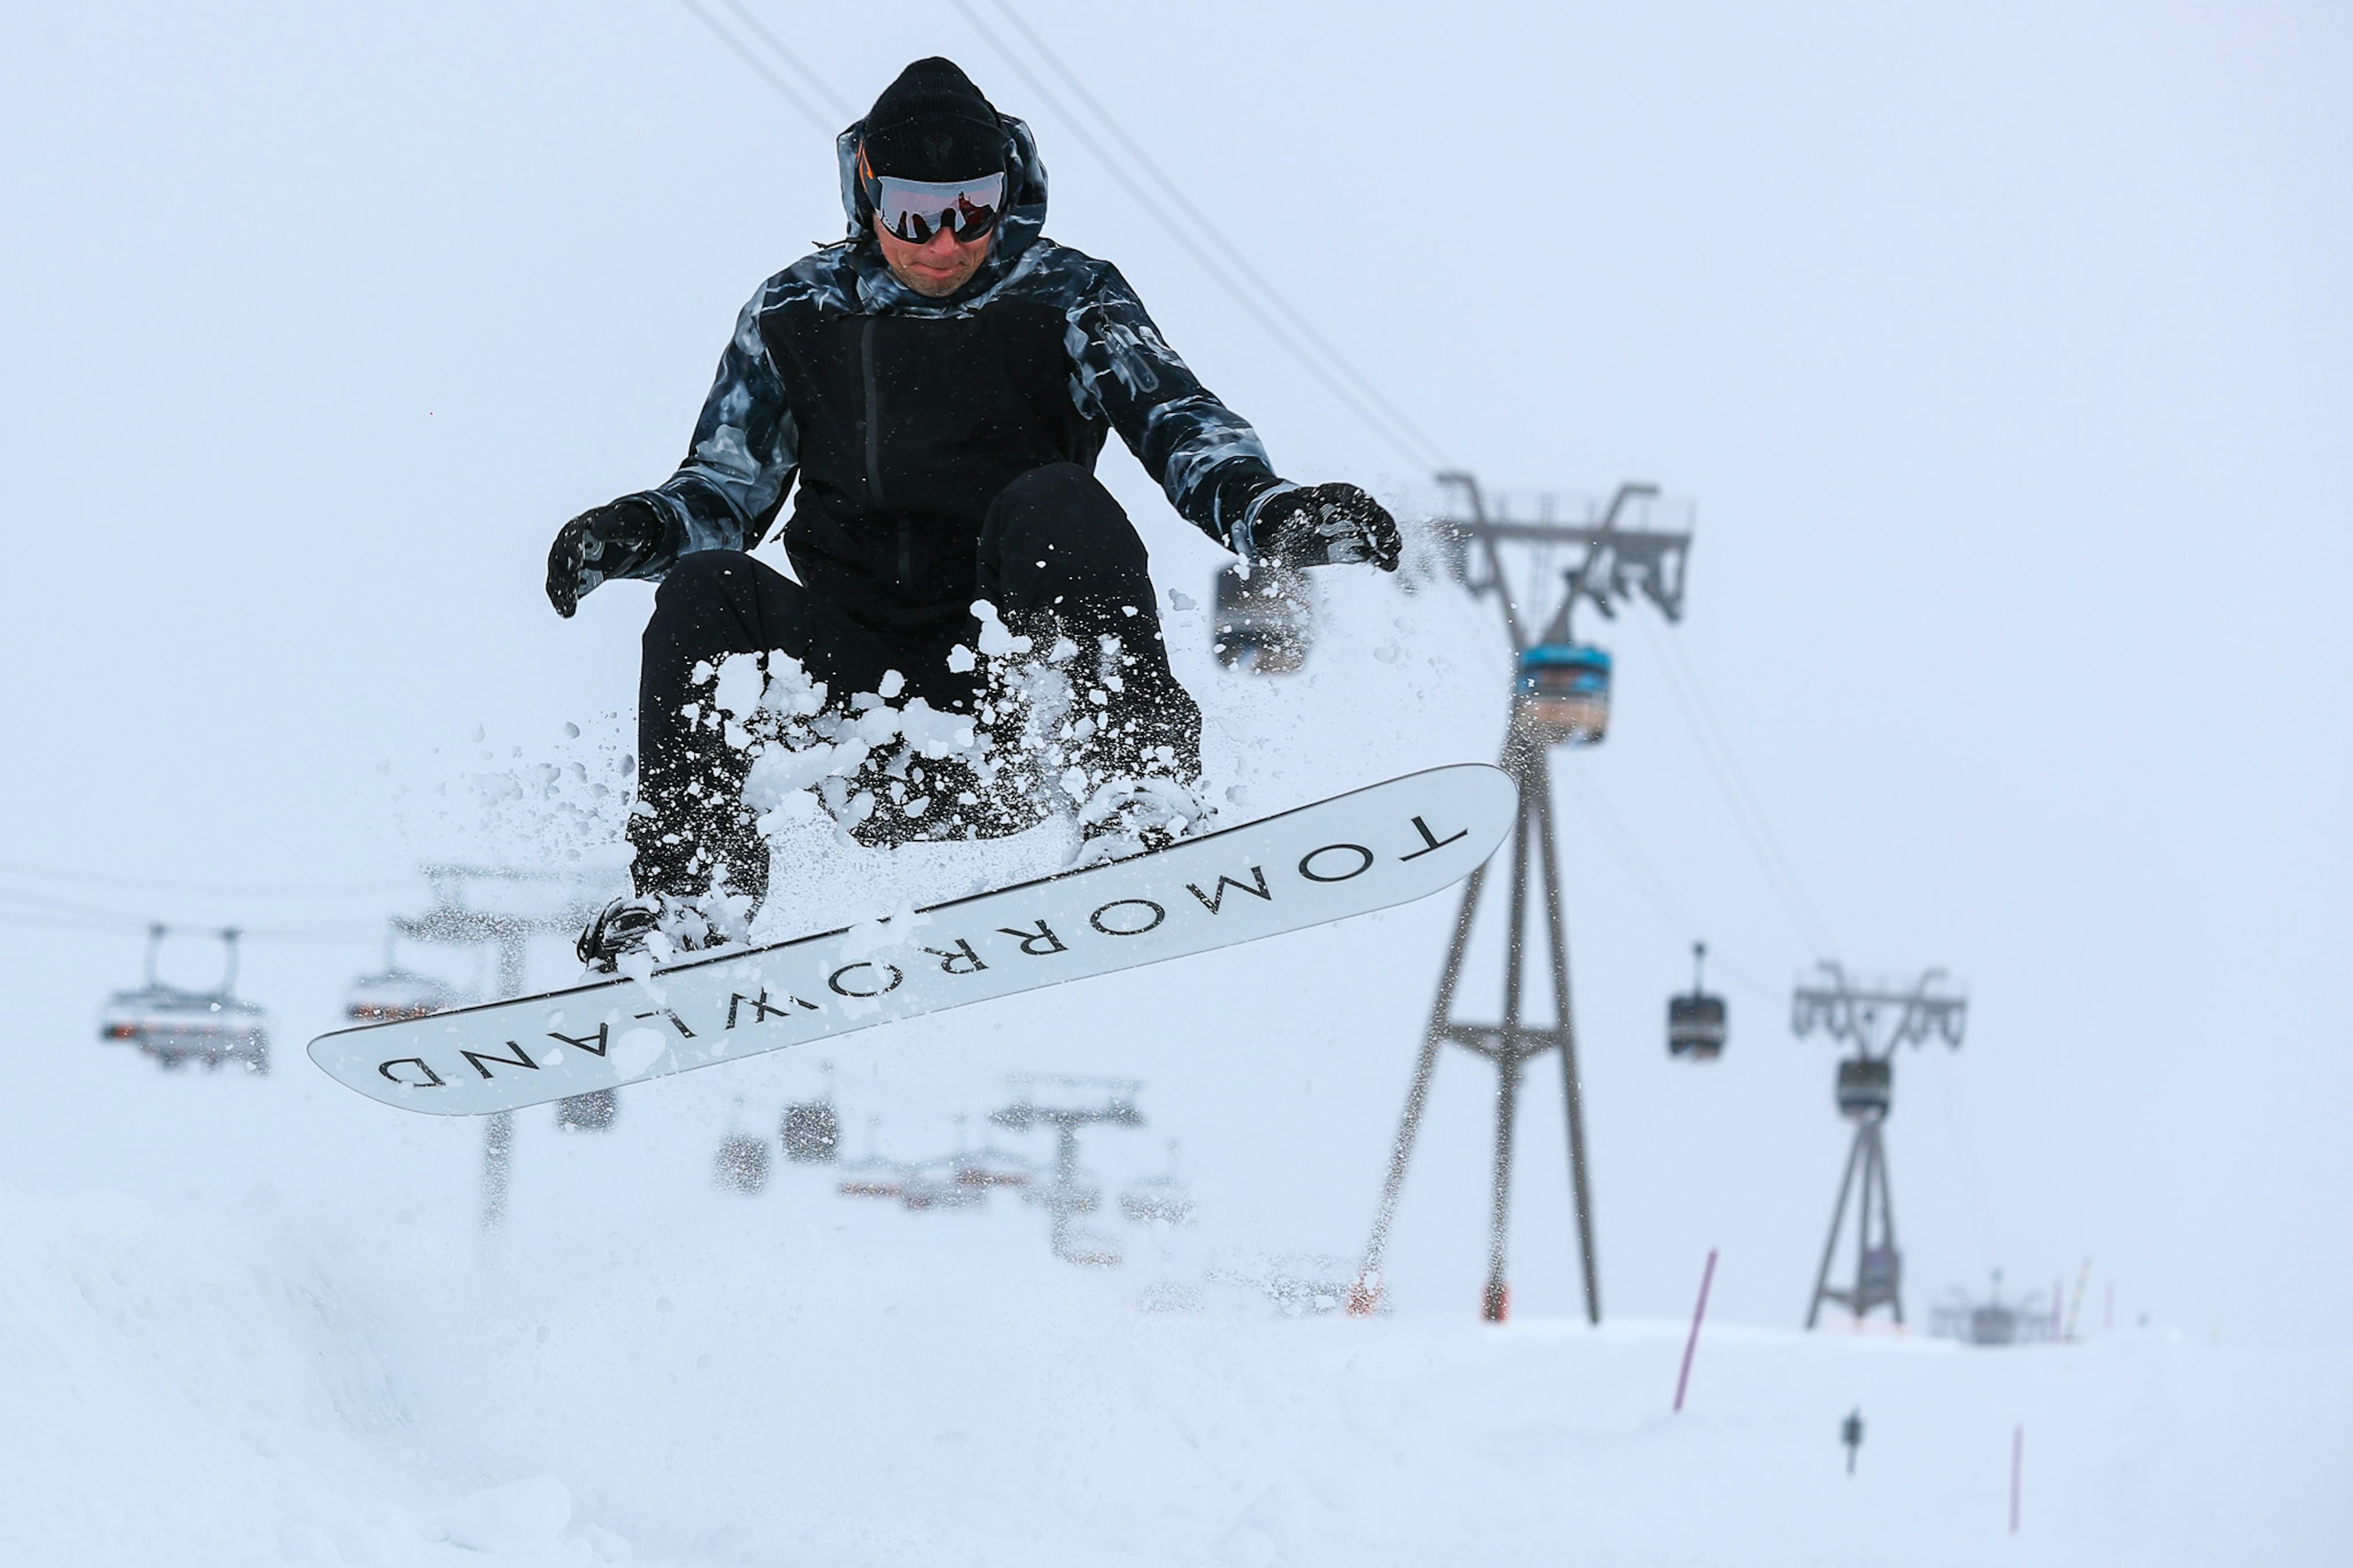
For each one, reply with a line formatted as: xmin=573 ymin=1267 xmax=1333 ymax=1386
xmin=545 ymin=497 xmax=675 ymax=618
xmin=1248 ymin=483 xmax=1402 ymax=572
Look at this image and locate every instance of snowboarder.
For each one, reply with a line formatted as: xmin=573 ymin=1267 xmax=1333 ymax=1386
xmin=548 ymin=57 xmax=1400 ymax=969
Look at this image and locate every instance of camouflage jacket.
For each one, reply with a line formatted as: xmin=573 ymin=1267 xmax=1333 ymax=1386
xmin=620 ymin=116 xmax=1286 ymax=624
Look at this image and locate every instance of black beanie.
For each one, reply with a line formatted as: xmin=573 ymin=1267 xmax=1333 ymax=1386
xmin=859 ymin=57 xmax=1006 ymax=182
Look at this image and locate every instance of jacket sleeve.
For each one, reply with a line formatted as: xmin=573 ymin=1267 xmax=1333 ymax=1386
xmin=622 ymin=284 xmax=800 ymax=576
xmin=1064 ymin=263 xmax=1284 ymax=552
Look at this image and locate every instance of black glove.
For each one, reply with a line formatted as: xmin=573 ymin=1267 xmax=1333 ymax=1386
xmin=1251 ymin=483 xmax=1401 ymax=572
xmin=545 ymin=497 xmax=672 ymax=618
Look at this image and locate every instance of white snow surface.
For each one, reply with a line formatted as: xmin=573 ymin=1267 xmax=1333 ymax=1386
xmin=3 ymin=1110 xmax=2343 ymax=1566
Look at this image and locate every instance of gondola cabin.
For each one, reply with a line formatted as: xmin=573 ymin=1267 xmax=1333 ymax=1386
xmin=713 ymin=1133 xmax=771 ymax=1194
xmin=780 ymin=1099 xmax=841 ymax=1163
xmin=1668 ymin=993 xmax=1728 ymax=1059
xmin=98 ymin=926 xmax=270 ymax=1073
xmin=1210 ymin=562 xmax=1314 ymax=675
xmin=1835 ymin=1057 xmax=1893 ymax=1119
xmin=1667 ymin=941 xmax=1728 ymax=1059
xmin=1512 ymin=643 xmax=1612 ymax=746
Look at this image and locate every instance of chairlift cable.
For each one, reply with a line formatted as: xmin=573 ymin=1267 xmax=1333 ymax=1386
xmin=0 ymin=856 xmax=406 ymax=899
xmin=1552 ymin=760 xmax=1779 ymax=1004
xmin=0 ymin=882 xmax=382 ymax=945
xmin=1649 ymin=624 xmax=1837 ymax=950
xmin=708 ymin=0 xmax=855 ymax=118
xmin=1934 ymin=1066 xmax=2004 ymax=1269
xmin=1548 ymin=760 xmax=1697 ymax=940
xmin=974 ymin=0 xmax=1453 ymax=471
xmin=670 ymin=0 xmax=845 ymax=138
xmin=1629 ymin=612 xmax=1840 ymax=958
xmin=942 ymin=0 xmax=1441 ymax=473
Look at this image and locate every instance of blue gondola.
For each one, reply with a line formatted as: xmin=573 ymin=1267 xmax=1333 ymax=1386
xmin=1513 ymin=643 xmax=1612 ymax=746
xmin=98 ymin=925 xmax=270 ymax=1074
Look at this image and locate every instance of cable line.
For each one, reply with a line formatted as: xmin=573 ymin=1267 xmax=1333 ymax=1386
xmin=0 ymin=857 xmax=405 ymax=899
xmin=971 ymin=0 xmax=1452 ymax=472
xmin=1632 ymin=612 xmax=1840 ymax=958
xmin=669 ymin=0 xmax=1452 ymax=471
xmin=941 ymin=0 xmax=1434 ymax=472
xmin=0 ymin=881 xmax=382 ymax=945
xmin=671 ymin=0 xmax=844 ymax=137
xmin=1552 ymin=758 xmax=1781 ymax=1004
xmin=710 ymin=0 xmax=854 ymax=119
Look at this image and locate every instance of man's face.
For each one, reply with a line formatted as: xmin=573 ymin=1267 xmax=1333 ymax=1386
xmin=873 ymin=216 xmax=992 ymax=298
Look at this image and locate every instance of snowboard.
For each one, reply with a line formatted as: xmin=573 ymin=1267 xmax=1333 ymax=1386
xmin=308 ymin=763 xmax=1515 ymax=1116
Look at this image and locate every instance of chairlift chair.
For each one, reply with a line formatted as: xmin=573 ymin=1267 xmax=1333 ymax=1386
xmin=1667 ymin=941 xmax=1729 ymax=1059
xmin=344 ymin=963 xmax=469 ymax=1023
xmin=1120 ymin=1138 xmax=1194 ymax=1226
xmin=97 ymin=925 xmax=271 ymax=1073
xmin=1119 ymin=1175 xmax=1194 ymax=1228
xmin=953 ymin=1144 xmax=1036 ymax=1189
xmin=899 ymin=1159 xmax=988 ymax=1212
xmin=835 ymin=1154 xmax=905 ymax=1198
xmin=1512 ymin=642 xmax=1612 ymax=746
xmin=1210 ymin=562 xmax=1314 ymax=675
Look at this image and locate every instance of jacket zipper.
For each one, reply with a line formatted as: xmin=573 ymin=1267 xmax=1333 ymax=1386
xmin=859 ymin=318 xmax=907 ymax=584
xmin=860 ymin=317 xmax=888 ymax=510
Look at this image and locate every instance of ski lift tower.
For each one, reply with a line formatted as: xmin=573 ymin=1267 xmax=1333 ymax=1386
xmin=396 ymin=863 xmax=619 ymax=1227
xmin=1354 ymin=474 xmax=1694 ymax=1324
xmin=991 ymin=1075 xmax=1143 ymax=1265
xmin=1791 ymin=962 xmax=1967 ymax=1328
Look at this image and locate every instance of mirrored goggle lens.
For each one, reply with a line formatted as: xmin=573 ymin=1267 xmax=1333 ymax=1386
xmin=872 ymin=172 xmax=1006 ymax=243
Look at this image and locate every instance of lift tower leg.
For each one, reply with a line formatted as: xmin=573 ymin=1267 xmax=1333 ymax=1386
xmin=1354 ymin=734 xmax=1601 ymax=1325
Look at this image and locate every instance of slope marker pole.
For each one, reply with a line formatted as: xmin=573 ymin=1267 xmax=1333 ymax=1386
xmin=1672 ymin=1246 xmax=1719 ymax=1412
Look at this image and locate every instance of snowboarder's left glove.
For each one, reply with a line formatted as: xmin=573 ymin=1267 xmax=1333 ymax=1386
xmin=546 ymin=497 xmax=673 ymax=618
xmin=1250 ymin=483 xmax=1401 ymax=572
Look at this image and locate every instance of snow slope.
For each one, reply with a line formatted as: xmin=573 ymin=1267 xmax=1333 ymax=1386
xmin=7 ymin=1023 xmax=2347 ymax=1566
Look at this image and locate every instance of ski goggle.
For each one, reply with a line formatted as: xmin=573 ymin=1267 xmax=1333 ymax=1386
xmin=859 ymin=150 xmax=1006 ymax=244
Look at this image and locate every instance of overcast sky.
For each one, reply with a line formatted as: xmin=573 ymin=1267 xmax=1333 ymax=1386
xmin=2 ymin=1 xmax=2346 ymax=1341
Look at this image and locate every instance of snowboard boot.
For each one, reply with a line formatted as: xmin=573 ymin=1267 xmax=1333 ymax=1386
xmin=576 ymin=895 xmax=726 ymax=975
xmin=1072 ymin=774 xmax=1218 ymax=867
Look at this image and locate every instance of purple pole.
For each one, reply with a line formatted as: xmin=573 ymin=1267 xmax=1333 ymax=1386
xmin=2009 ymin=1425 xmax=2024 ymax=1534
xmin=1672 ymin=1247 xmax=1719 ymax=1413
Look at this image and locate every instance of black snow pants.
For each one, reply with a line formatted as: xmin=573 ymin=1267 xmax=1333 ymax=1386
xmin=631 ymin=463 xmax=1200 ymax=902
